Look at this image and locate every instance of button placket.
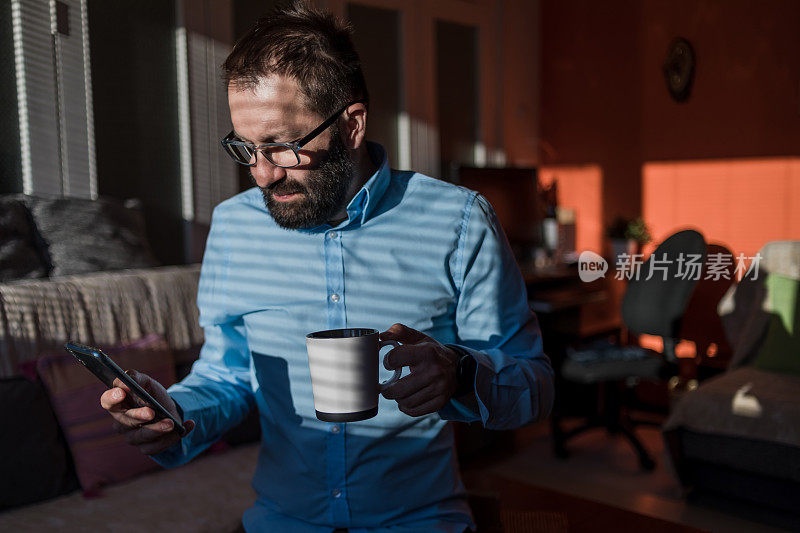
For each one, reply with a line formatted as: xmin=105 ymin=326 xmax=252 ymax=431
xmin=324 ymin=229 xmax=345 ymax=329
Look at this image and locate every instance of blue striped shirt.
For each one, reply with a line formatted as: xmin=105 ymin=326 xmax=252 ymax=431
xmin=153 ymin=143 xmax=554 ymax=532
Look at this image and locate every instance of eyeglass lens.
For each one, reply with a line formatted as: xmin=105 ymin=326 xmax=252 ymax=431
xmin=226 ymin=143 xmax=301 ymax=168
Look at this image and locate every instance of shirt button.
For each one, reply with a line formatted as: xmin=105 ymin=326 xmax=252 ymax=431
xmin=332 ymin=488 xmax=342 ymax=498
xmin=328 ymin=231 xmax=338 ymax=239
xmin=330 ymin=293 xmax=340 ymax=303
xmin=330 ymin=425 xmax=340 ymax=434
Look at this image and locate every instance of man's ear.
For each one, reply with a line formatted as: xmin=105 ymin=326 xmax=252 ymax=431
xmin=341 ymin=103 xmax=367 ymax=150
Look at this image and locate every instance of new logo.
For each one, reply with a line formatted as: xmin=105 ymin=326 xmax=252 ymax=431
xmin=578 ymin=251 xmax=608 ymax=282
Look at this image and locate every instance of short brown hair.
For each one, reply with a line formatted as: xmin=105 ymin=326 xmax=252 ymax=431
xmin=223 ymin=1 xmax=369 ymax=118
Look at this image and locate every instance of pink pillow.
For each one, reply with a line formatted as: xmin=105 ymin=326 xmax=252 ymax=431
xmin=36 ymin=334 xmax=176 ymax=495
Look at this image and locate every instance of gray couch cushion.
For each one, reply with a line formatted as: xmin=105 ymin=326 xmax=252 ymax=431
xmin=29 ymin=196 xmax=159 ymax=277
xmin=664 ymin=367 xmax=800 ymax=449
xmin=0 ymin=198 xmax=48 ymax=282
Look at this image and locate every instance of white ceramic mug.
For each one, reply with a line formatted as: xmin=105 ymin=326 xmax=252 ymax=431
xmin=306 ymin=328 xmax=401 ymax=422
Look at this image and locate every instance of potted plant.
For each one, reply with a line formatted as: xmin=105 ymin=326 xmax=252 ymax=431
xmin=607 ymin=216 xmax=652 ymax=262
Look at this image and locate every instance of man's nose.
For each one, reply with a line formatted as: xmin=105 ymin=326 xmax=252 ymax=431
xmin=250 ymin=152 xmax=287 ymax=188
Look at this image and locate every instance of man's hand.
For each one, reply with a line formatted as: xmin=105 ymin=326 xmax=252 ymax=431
xmin=379 ymin=323 xmax=460 ymax=417
xmin=100 ymin=369 xmax=195 ymax=455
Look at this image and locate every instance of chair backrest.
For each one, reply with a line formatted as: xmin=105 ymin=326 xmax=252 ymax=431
xmin=621 ymin=229 xmax=707 ymax=339
xmin=678 ymin=243 xmax=736 ymax=357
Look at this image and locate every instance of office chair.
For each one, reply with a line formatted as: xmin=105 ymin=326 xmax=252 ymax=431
xmin=552 ymin=229 xmax=707 ymax=470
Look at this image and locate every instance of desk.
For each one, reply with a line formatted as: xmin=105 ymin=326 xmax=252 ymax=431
xmin=523 ymin=263 xmax=626 ymax=447
xmin=523 ymin=263 xmax=622 ymax=341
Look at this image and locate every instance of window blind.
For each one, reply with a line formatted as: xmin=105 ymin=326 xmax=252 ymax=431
xmin=11 ymin=0 xmax=95 ymax=198
xmin=186 ymin=29 xmax=237 ymax=225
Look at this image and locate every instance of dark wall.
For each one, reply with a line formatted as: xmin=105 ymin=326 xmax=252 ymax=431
xmin=88 ymin=0 xmax=183 ymax=265
xmin=436 ymin=20 xmax=479 ymax=181
xmin=640 ymin=0 xmax=800 ymax=161
xmin=348 ymin=3 xmax=402 ymax=168
xmin=0 ymin=0 xmax=22 ymax=194
xmin=233 ymin=0 xmax=282 ymax=38
xmin=540 ymin=0 xmax=800 ymax=227
xmin=540 ymin=0 xmax=643 ymax=227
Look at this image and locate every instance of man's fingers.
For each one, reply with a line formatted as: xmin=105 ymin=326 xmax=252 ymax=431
xmin=138 ymin=426 xmax=187 ymax=455
xmin=128 ymin=418 xmax=196 ymax=453
xmin=101 ymin=387 xmax=128 ymax=412
xmin=401 ymin=386 xmax=448 ymax=411
xmin=111 ymin=377 xmax=131 ymax=392
xmin=127 ymin=406 xmax=155 ymax=422
xmin=102 ymin=386 xmax=159 ymax=429
xmin=381 ymin=372 xmax=429 ymax=400
xmin=111 ymin=419 xmax=129 ymax=434
xmin=108 ymin=407 xmax=155 ymax=428
xmin=126 ymin=420 xmax=175 ymax=445
xmin=380 ymin=323 xmax=429 ymax=344
xmin=114 ymin=416 xmax=194 ymax=441
xmin=398 ymin=396 xmax=444 ymax=417
xmin=101 ymin=369 xmax=184 ymax=456
xmin=383 ymin=345 xmax=428 ymax=370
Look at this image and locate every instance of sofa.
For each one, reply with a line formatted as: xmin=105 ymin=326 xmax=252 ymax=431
xmin=663 ymin=241 xmax=800 ymax=521
xmin=0 ymin=194 xmax=259 ymax=531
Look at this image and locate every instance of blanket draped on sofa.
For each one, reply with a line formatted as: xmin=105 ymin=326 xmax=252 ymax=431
xmin=0 ymin=265 xmax=203 ymax=377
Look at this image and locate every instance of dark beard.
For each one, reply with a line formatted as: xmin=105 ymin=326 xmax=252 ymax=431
xmin=251 ymin=128 xmax=354 ymax=230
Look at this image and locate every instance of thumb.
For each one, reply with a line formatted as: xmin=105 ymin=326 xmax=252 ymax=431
xmin=380 ymin=323 xmax=429 ymax=344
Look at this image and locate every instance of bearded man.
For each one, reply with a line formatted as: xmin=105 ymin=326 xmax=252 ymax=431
xmin=101 ymin=3 xmax=553 ymax=532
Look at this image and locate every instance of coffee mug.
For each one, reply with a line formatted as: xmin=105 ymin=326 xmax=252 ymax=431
xmin=306 ymin=328 xmax=401 ymax=422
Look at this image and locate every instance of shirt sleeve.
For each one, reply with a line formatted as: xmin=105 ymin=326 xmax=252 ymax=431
xmin=151 ymin=206 xmax=255 ymax=468
xmin=438 ymin=194 xmax=554 ymax=429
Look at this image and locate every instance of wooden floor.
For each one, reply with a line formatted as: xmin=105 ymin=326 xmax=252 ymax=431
xmin=461 ymin=471 xmax=706 ymax=532
xmin=459 ymin=419 xmax=796 ymax=533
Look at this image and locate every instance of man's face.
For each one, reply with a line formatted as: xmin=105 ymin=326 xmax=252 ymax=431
xmin=228 ymin=75 xmax=354 ymax=229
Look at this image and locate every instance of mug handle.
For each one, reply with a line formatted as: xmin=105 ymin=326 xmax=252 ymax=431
xmin=378 ymin=340 xmax=402 ymax=391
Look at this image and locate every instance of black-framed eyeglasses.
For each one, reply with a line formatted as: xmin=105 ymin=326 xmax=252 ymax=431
xmin=220 ymin=101 xmax=362 ymax=168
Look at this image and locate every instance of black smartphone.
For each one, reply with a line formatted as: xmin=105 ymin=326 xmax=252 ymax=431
xmin=64 ymin=341 xmax=187 ymax=436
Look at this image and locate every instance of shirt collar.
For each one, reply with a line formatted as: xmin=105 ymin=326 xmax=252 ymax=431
xmin=345 ymin=141 xmax=390 ymax=226
xmin=298 ymin=142 xmax=390 ymax=233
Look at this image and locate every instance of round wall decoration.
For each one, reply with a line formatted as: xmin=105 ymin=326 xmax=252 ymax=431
xmin=663 ymin=37 xmax=695 ymax=102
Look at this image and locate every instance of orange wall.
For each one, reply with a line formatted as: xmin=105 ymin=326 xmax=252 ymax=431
xmin=539 ymin=165 xmax=603 ymax=254
xmin=643 ymin=157 xmax=800 ymax=258
xmin=540 ymin=0 xmax=800 ymax=251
